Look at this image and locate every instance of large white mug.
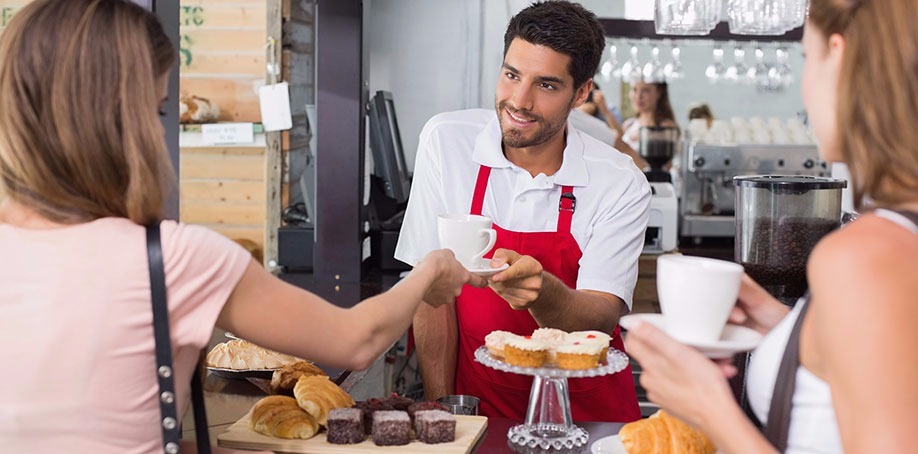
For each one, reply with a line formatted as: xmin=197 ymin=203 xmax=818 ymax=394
xmin=437 ymin=214 xmax=497 ymax=269
xmin=656 ymin=254 xmax=744 ymax=344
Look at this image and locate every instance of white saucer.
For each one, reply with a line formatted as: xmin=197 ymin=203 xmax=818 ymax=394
xmin=466 ymin=259 xmax=509 ymax=277
xmin=591 ymin=434 xmax=725 ymax=454
xmin=619 ymin=313 xmax=763 ymax=359
xmin=590 ymin=435 xmax=627 ymax=454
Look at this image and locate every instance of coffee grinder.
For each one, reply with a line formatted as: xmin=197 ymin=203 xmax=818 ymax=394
xmin=638 ymin=126 xmax=678 ymax=253
xmin=734 ymin=175 xmax=846 ymax=305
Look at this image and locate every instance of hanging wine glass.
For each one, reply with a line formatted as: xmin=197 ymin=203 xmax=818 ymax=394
xmin=724 ymin=43 xmax=750 ymax=84
xmin=599 ymin=44 xmax=620 ymax=84
xmin=620 ymin=44 xmax=643 ymax=84
xmin=705 ymin=46 xmax=726 ymax=84
xmin=768 ymin=46 xmax=794 ymax=90
xmin=664 ymin=44 xmax=685 ymax=80
xmin=747 ymin=46 xmax=772 ymax=90
xmin=642 ymin=46 xmax=666 ymax=83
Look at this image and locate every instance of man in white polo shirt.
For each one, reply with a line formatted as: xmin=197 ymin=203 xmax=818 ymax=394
xmin=395 ymin=1 xmax=650 ymax=422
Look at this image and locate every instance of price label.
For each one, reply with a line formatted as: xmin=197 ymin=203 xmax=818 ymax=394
xmin=201 ymin=123 xmax=255 ymax=145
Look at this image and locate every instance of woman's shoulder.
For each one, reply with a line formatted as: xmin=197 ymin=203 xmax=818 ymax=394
xmin=159 ymin=221 xmax=250 ymax=265
xmin=809 ymin=213 xmax=917 ymax=305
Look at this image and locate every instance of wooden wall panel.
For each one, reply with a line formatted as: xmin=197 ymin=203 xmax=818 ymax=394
xmin=180 ymin=146 xmax=267 ymax=251
xmin=179 ymin=1 xmax=266 ymax=122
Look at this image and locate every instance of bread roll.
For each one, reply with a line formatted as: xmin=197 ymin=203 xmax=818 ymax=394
xmin=619 ymin=410 xmax=716 ymax=454
xmin=293 ymin=375 xmax=355 ymax=426
xmin=250 ymin=395 xmax=319 ymax=440
xmin=269 ymin=361 xmax=327 ymax=395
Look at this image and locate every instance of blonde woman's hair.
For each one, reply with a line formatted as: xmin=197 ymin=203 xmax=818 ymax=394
xmin=0 ymin=0 xmax=176 ymax=225
xmin=809 ymin=0 xmax=918 ymax=211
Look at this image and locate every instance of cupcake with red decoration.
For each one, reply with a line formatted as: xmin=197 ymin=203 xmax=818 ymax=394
xmin=566 ymin=330 xmax=611 ymax=359
xmin=555 ymin=340 xmax=605 ymax=370
xmin=484 ymin=330 xmax=520 ymax=359
xmin=503 ymin=337 xmax=549 ymax=368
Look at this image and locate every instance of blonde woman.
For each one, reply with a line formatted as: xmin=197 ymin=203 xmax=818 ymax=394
xmin=626 ymin=0 xmax=918 ymax=452
xmin=0 ymin=0 xmax=482 ymax=452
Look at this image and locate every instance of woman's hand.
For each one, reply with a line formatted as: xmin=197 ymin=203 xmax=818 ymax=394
xmin=728 ymin=274 xmax=790 ymax=334
xmin=414 ymin=249 xmax=486 ymax=307
xmin=624 ymin=321 xmax=738 ymax=429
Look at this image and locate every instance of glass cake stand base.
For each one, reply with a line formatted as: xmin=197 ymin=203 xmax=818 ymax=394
xmin=506 ymin=375 xmax=588 ymax=453
xmin=507 ymin=422 xmax=589 ymax=453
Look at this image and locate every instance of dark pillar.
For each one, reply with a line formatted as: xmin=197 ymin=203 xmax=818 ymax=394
xmin=314 ymin=0 xmax=369 ymax=292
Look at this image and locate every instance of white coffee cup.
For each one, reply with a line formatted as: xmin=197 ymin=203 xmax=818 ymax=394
xmin=656 ymin=254 xmax=744 ymax=344
xmin=437 ymin=214 xmax=497 ymax=269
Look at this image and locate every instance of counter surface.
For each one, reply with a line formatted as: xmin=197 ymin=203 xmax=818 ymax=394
xmin=186 ymin=372 xmax=626 ymax=453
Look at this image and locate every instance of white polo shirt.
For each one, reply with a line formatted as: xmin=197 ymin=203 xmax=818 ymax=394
xmin=395 ymin=108 xmax=651 ymax=308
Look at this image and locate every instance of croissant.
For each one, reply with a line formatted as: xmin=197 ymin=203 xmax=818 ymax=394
xmin=269 ymin=361 xmax=327 ymax=395
xmin=250 ymin=395 xmax=319 ymax=440
xmin=619 ymin=410 xmax=716 ymax=454
xmin=293 ymin=375 xmax=355 ymax=426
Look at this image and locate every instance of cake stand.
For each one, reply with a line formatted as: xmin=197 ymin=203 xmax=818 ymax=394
xmin=474 ymin=346 xmax=630 ymax=453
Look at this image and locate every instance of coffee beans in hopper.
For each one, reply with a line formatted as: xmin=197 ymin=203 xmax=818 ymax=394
xmin=740 ymin=217 xmax=838 ymax=303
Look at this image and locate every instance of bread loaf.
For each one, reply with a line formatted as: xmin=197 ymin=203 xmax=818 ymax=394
xmin=205 ymin=339 xmax=302 ymax=370
xmin=269 ymin=361 xmax=327 ymax=395
xmin=293 ymin=375 xmax=355 ymax=426
xmin=619 ymin=410 xmax=716 ymax=454
xmin=250 ymin=395 xmax=319 ymax=440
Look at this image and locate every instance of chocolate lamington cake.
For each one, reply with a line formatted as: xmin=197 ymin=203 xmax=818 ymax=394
xmin=383 ymin=393 xmax=415 ymax=411
xmin=326 ymin=407 xmax=365 ymax=445
xmin=371 ymin=410 xmax=411 ymax=446
xmin=407 ymin=400 xmax=449 ymax=424
xmin=414 ymin=409 xmax=456 ymax=444
xmin=354 ymin=398 xmax=394 ymax=434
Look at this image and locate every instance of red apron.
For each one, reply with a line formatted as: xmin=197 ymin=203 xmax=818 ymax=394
xmin=454 ymin=165 xmax=641 ymax=423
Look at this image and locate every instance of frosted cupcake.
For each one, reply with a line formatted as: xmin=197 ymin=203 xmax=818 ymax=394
xmin=503 ymin=337 xmax=549 ymax=368
xmin=566 ymin=331 xmax=612 ymax=359
xmin=484 ymin=330 xmax=519 ymax=358
xmin=555 ymin=341 xmax=605 ymax=370
xmin=531 ymin=328 xmax=568 ymax=365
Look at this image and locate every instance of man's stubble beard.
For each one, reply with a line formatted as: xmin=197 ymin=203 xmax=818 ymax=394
xmin=496 ymin=97 xmax=574 ymax=149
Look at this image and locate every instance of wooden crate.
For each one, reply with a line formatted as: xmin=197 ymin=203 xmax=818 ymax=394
xmin=179 ymin=145 xmax=268 ymax=251
xmin=0 ymin=1 xmax=32 ymax=31
xmin=179 ymin=0 xmax=267 ymax=123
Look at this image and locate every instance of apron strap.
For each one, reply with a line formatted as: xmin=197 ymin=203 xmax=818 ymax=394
xmin=470 ymin=165 xmax=492 ymax=216
xmin=763 ymin=293 xmax=812 ymax=451
xmin=558 ymin=186 xmax=575 ymax=234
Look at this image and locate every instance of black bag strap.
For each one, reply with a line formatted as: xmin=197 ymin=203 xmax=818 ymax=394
xmin=762 ymin=293 xmax=812 ymax=451
xmin=146 ymin=224 xmax=211 ymax=454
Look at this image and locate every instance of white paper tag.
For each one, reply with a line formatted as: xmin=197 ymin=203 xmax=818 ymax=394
xmin=201 ymin=123 xmax=255 ymax=145
xmin=259 ymin=82 xmax=293 ymax=132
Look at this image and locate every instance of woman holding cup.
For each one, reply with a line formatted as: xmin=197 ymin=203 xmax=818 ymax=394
xmin=625 ymin=0 xmax=918 ymax=452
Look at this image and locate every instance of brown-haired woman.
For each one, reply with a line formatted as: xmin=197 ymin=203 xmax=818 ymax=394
xmin=625 ymin=0 xmax=918 ymax=452
xmin=0 ymin=0 xmax=481 ymax=451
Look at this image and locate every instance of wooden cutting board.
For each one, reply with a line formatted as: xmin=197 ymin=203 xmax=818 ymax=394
xmin=217 ymin=412 xmax=489 ymax=453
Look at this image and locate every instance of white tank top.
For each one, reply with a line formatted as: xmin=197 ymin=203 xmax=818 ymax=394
xmin=745 ymin=208 xmax=917 ymax=453
xmin=622 ymin=117 xmax=642 ymax=152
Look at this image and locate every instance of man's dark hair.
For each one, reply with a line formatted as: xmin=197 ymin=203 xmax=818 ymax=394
xmin=503 ymin=1 xmax=606 ymax=89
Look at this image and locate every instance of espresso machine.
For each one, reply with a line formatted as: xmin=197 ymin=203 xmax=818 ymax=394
xmin=679 ymin=144 xmax=831 ymax=238
xmin=639 ymin=127 xmax=678 ymax=254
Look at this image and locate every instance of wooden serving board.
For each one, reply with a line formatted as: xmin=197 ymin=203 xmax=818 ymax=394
xmin=218 ymin=412 xmax=488 ymax=453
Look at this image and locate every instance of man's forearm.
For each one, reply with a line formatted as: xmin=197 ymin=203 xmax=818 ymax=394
xmin=413 ymin=302 xmax=458 ymax=400
xmin=528 ymin=272 xmax=626 ymax=333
